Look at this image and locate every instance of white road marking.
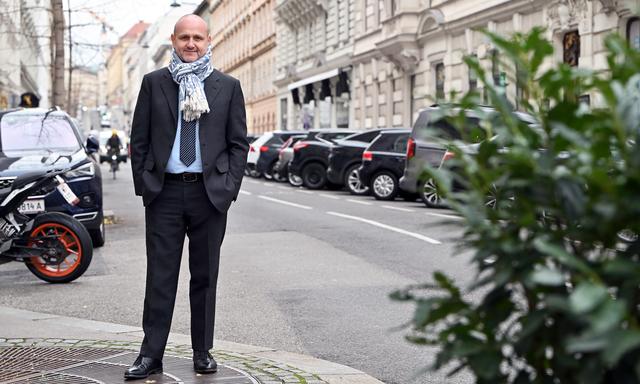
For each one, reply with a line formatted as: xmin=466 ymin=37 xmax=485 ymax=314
xmin=319 ymin=193 xmax=340 ymax=200
xmin=382 ymin=205 xmax=415 ymax=213
xmin=425 ymin=212 xmax=463 ymax=220
xmin=296 ymin=189 xmax=315 ymax=195
xmin=263 ymin=182 xmax=274 ymax=187
xmin=245 ymin=179 xmax=260 ymax=185
xmin=277 ymin=186 xmax=290 ymax=191
xmin=239 ymin=190 xmax=252 ymax=196
xmin=347 ymin=199 xmax=373 ymax=206
xmin=326 ymin=211 xmax=442 ymax=245
xmin=258 ymin=195 xmax=313 ymax=210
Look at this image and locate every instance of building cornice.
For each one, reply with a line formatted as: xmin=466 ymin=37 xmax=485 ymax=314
xmin=274 ymin=0 xmax=327 ymax=30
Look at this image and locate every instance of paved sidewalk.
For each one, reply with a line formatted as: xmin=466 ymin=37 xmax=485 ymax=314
xmin=1 ymin=306 xmax=384 ymax=384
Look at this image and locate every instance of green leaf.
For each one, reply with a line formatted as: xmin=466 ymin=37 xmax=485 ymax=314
xmin=567 ymin=332 xmax=609 ymax=353
xmin=467 ymin=349 xmax=503 ymax=380
xmin=529 ymin=268 xmax=565 ymax=286
xmin=569 ymin=282 xmax=608 ymax=315
xmin=589 ymin=299 xmax=626 ymax=334
xmin=533 ymin=238 xmax=595 ymax=276
xmin=603 ymin=330 xmax=640 ymax=367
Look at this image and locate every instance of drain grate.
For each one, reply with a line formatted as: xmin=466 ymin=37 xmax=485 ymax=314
xmin=0 ymin=346 xmax=257 ymax=384
xmin=9 ymin=373 xmax=101 ymax=384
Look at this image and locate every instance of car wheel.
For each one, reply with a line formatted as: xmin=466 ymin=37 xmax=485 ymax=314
xmin=371 ymin=171 xmax=398 ymax=200
xmin=288 ymin=172 xmax=303 ymax=187
xmin=345 ymin=165 xmax=369 ymax=195
xmin=89 ymin=218 xmax=106 ymax=248
xmin=302 ymin=163 xmax=327 ymax=190
xmin=421 ymin=178 xmax=444 ymax=208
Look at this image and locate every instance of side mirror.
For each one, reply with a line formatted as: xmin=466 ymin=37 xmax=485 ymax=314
xmin=86 ymin=136 xmax=99 ymax=154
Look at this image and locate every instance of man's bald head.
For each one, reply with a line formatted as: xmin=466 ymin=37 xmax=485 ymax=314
xmin=173 ymin=14 xmax=209 ymax=35
xmin=171 ymin=14 xmax=211 ymax=63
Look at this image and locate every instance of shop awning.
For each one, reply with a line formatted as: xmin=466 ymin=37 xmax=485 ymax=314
xmin=287 ymin=68 xmax=340 ymax=91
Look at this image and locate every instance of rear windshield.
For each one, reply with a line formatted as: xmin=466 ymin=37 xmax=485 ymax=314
xmin=0 ymin=114 xmax=81 ymax=152
xmin=413 ymin=112 xmax=484 ymax=143
xmin=369 ymin=133 xmax=410 ymax=153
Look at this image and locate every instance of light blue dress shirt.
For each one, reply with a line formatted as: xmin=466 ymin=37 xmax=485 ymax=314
xmin=165 ymin=80 xmax=204 ymax=173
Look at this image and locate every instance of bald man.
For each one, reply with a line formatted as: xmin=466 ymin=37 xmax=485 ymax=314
xmin=127 ymin=14 xmax=248 ymax=379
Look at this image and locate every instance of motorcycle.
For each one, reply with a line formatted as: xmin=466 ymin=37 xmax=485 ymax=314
xmin=0 ymin=163 xmax=93 ymax=283
xmin=107 ymin=147 xmax=123 ymax=180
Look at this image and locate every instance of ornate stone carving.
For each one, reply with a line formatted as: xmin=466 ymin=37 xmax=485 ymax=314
xmin=548 ymin=0 xmax=589 ymax=32
xmin=597 ymin=0 xmax=619 ymax=14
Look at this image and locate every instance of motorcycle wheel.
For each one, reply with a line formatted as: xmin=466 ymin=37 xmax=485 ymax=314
xmin=24 ymin=212 xmax=93 ymax=284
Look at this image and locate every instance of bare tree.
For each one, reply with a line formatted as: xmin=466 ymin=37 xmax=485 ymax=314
xmin=51 ymin=0 xmax=65 ymax=108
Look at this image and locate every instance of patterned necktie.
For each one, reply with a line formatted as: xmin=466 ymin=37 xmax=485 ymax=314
xmin=180 ymin=114 xmax=197 ymax=166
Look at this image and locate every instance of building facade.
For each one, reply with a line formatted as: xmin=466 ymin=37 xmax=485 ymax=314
xmin=274 ymin=0 xmax=356 ymax=130
xmin=206 ymin=0 xmax=278 ymax=134
xmin=0 ymin=0 xmax=52 ymax=109
xmin=106 ymin=21 xmax=148 ymax=131
xmin=349 ymin=0 xmax=640 ymax=129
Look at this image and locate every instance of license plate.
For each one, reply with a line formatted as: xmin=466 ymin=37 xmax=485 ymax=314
xmin=18 ymin=199 xmax=45 ymax=214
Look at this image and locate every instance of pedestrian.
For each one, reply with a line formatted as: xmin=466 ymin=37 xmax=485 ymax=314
xmin=126 ymin=14 xmax=249 ymax=380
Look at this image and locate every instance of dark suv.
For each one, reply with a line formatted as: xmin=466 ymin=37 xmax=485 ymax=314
xmin=327 ymin=128 xmax=403 ymax=195
xmin=255 ymin=131 xmax=306 ymax=179
xmin=400 ymin=106 xmax=535 ymax=207
xmin=0 ymin=108 xmax=105 ymax=246
xmin=289 ymin=129 xmax=358 ymax=189
xmin=358 ymin=129 xmax=412 ymax=200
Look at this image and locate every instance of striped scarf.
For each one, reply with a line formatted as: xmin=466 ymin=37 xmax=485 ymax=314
xmin=168 ymin=45 xmax=214 ymax=122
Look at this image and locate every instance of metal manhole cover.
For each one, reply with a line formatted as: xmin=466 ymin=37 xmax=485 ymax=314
xmin=0 ymin=346 xmax=257 ymax=384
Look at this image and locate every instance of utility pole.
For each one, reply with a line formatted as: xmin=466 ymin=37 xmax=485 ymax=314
xmin=66 ymin=0 xmax=73 ymax=113
xmin=51 ymin=0 xmax=66 ymax=108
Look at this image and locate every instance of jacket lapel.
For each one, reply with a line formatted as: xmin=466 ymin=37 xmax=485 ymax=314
xmin=199 ymin=70 xmax=222 ymax=140
xmin=160 ymin=69 xmax=178 ymax=124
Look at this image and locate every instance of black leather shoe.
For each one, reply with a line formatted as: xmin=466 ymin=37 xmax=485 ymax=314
xmin=193 ymin=350 xmax=218 ymax=374
xmin=124 ymin=355 xmax=163 ymax=380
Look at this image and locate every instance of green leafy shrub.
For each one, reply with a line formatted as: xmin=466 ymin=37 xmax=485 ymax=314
xmin=392 ymin=27 xmax=640 ymax=383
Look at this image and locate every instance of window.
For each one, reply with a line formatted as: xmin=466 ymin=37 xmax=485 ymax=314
xmin=0 ymin=114 xmax=80 ymax=153
xmin=563 ymin=31 xmax=580 ymax=67
xmin=628 ymin=18 xmax=640 ymax=50
xmin=491 ymin=49 xmax=501 ymax=86
xmin=468 ymin=54 xmax=478 ymax=91
xmin=435 ymin=63 xmax=445 ymax=100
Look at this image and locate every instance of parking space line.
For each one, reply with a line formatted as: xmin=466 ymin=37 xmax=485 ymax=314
xmin=319 ymin=193 xmax=340 ymax=200
xmin=382 ymin=205 xmax=415 ymax=213
xmin=258 ymin=195 xmax=313 ymax=210
xmin=239 ymin=190 xmax=252 ymax=196
xmin=245 ymin=179 xmax=260 ymax=185
xmin=296 ymin=189 xmax=315 ymax=195
xmin=425 ymin=212 xmax=463 ymax=220
xmin=347 ymin=199 xmax=373 ymax=206
xmin=326 ymin=211 xmax=441 ymax=245
xmin=277 ymin=186 xmax=290 ymax=191
xmin=263 ymin=182 xmax=274 ymax=187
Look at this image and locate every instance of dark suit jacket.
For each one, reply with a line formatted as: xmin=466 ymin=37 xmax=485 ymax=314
xmin=130 ymin=67 xmax=249 ymax=212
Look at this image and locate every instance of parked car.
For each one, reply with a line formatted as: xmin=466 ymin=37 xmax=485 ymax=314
xmin=0 ymin=108 xmax=105 ymax=247
xmin=288 ymin=129 xmax=358 ymax=189
xmin=246 ymin=131 xmax=303 ymax=178
xmin=255 ymin=131 xmax=307 ymax=179
xmin=358 ymin=129 xmax=412 ymax=200
xmin=327 ymin=128 xmax=406 ymax=195
xmin=272 ymin=135 xmax=307 ymax=184
xmin=400 ymin=106 xmax=536 ymax=208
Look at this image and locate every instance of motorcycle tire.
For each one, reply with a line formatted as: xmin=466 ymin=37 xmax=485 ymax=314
xmin=24 ymin=212 xmax=93 ymax=284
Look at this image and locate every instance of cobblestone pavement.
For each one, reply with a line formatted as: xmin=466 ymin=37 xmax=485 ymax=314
xmin=0 ymin=338 xmax=327 ymax=384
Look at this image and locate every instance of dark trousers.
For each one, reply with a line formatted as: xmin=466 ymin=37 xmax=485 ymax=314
xmin=140 ymin=178 xmax=227 ymax=359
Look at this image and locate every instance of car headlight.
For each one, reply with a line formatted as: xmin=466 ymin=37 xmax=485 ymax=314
xmin=65 ymin=162 xmax=95 ymax=179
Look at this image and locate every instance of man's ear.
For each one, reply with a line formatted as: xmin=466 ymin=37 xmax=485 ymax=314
xmin=170 ymin=33 xmax=176 ymax=46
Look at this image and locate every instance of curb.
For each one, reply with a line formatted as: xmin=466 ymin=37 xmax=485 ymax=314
xmin=1 ymin=307 xmax=383 ymax=384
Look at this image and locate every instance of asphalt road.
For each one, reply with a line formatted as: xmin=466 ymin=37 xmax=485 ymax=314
xmin=0 ymin=163 xmax=476 ymax=384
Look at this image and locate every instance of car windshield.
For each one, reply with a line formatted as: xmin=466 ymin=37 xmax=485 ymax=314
xmin=317 ymin=132 xmax=354 ymax=142
xmin=0 ymin=114 xmax=80 ymax=152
